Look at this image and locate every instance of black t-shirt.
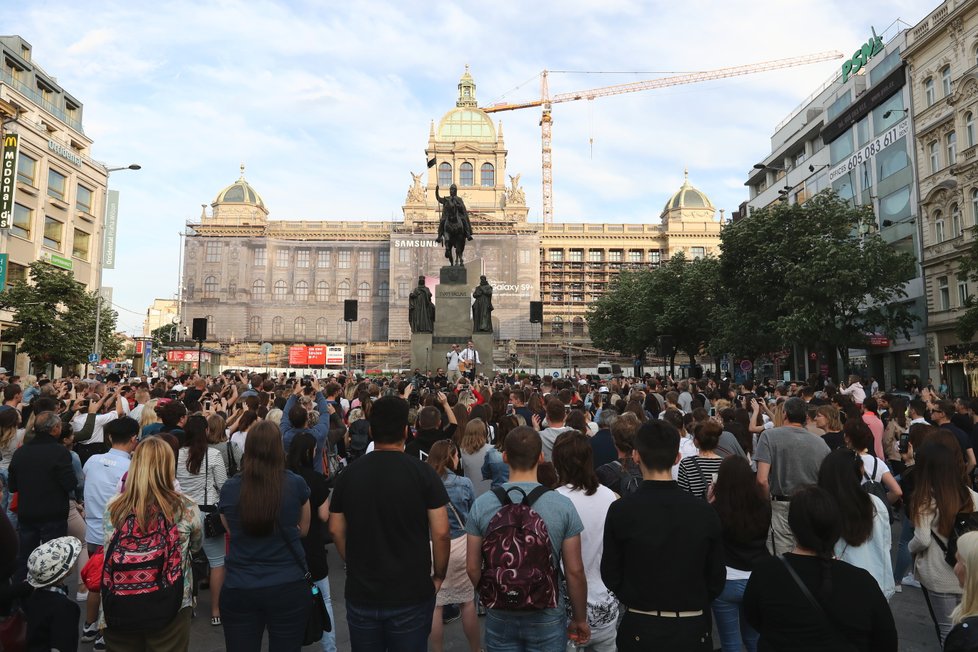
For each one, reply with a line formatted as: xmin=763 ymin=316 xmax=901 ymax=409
xmin=297 ymin=467 xmax=330 ymax=581
xmin=821 ymin=431 xmax=845 ymax=451
xmin=330 ymin=450 xmax=448 ymax=606
xmin=26 ymin=588 xmax=80 ymax=652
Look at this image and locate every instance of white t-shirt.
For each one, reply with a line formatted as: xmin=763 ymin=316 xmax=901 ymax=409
xmin=71 ymin=411 xmax=119 ymax=445
xmin=0 ymin=429 xmax=25 ymax=472
xmin=555 ymin=484 xmax=620 ymax=631
xmin=128 ymin=402 xmax=146 ymax=425
xmin=672 ymin=433 xmax=698 ymax=480
xmin=446 ymin=351 xmax=461 ymax=372
xmin=860 ymin=454 xmax=890 ymax=483
xmin=230 ymin=430 xmax=248 ymax=453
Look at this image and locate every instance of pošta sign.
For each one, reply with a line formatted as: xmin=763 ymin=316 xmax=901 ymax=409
xmin=0 ymin=134 xmax=18 ymax=229
xmin=842 ymin=29 xmax=884 ymax=83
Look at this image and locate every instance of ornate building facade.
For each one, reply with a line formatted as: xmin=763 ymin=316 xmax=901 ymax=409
xmin=180 ymin=70 xmax=723 ymax=368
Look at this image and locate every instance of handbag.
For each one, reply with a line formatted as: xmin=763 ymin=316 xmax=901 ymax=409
xmin=81 ymin=548 xmax=104 ymax=591
xmin=778 ymin=555 xmax=859 ymax=652
xmin=200 ymin=450 xmax=226 ymax=539
xmin=277 ymin=526 xmax=332 ymax=644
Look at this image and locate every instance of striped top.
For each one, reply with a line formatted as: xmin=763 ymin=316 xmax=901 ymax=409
xmin=677 ymin=456 xmax=723 ymax=500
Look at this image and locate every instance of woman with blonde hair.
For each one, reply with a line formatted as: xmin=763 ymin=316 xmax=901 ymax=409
xmin=139 ymin=398 xmax=160 ymax=438
xmin=426 ymin=440 xmax=479 ymax=652
xmin=207 ymin=413 xmax=240 ymax=476
xmin=458 ymin=418 xmax=492 ymax=497
xmin=947 ymin=531 xmax=978 ymax=650
xmin=102 ymin=437 xmax=202 ymax=650
xmin=815 ymin=404 xmax=845 ymax=451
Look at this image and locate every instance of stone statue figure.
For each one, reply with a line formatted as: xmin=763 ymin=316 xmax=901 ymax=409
xmin=506 ymin=173 xmax=526 ymax=205
xmin=472 ymin=275 xmax=494 ymax=333
xmin=408 ymin=276 xmax=435 ymax=333
xmin=406 ymin=171 xmax=426 ymax=204
xmin=435 ymin=184 xmax=473 ymax=266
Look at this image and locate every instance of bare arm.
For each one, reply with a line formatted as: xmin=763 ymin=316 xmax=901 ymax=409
xmin=756 ymin=461 xmax=771 ymax=497
xmin=967 ymin=448 xmax=976 ymax=477
xmin=466 ymin=534 xmax=482 ymax=589
xmin=562 ymin=534 xmax=591 ymax=644
xmin=429 ymin=507 xmax=450 ymax=593
xmin=881 ymin=472 xmax=902 ymax=504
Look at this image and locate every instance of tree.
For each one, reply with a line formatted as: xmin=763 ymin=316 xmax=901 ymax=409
xmin=715 ymin=193 xmax=918 ymax=374
xmin=150 ymin=323 xmax=179 ymax=352
xmin=657 ymin=253 xmax=721 ymax=369
xmin=954 ymin=237 xmax=978 ymax=342
xmin=587 ymin=270 xmax=660 ymax=357
xmin=0 ymin=261 xmax=119 ymax=371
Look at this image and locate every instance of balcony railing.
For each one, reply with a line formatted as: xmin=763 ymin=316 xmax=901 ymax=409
xmin=0 ymin=69 xmax=84 ymax=133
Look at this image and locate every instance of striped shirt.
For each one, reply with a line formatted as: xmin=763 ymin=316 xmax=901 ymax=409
xmin=677 ymin=456 xmax=723 ymax=500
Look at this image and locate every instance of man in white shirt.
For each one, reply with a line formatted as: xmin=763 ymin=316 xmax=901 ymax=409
xmin=446 ymin=344 xmax=462 ymax=382
xmin=72 ymin=390 xmax=128 ymax=464
xmin=126 ymin=388 xmax=151 ymax=425
xmin=458 ymin=340 xmax=481 ymax=380
xmin=535 ymin=399 xmax=573 ymax=461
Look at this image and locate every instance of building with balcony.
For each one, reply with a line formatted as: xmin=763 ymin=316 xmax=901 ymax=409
xmin=745 ymin=23 xmax=928 ymax=389
xmin=0 ymin=35 xmax=108 ymax=374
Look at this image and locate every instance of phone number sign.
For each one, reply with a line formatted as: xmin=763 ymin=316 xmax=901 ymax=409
xmin=829 ymin=119 xmax=909 ymax=184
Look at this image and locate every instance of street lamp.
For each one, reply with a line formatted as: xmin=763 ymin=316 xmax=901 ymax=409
xmin=882 ymin=108 xmax=909 ymax=119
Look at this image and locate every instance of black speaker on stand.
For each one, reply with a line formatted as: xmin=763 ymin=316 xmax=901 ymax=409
xmin=529 ymin=301 xmax=543 ymax=324
xmin=344 ymin=300 xmax=358 ymax=323
xmin=192 ymin=318 xmax=208 ymax=342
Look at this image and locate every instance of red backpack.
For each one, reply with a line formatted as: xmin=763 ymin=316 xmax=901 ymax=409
xmin=101 ymin=511 xmax=184 ymax=631
xmin=478 ymin=485 xmax=558 ymax=610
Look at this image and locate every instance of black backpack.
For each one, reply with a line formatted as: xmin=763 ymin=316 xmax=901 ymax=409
xmin=861 ymin=457 xmax=894 ymax=523
xmin=933 ymin=512 xmax=978 ymax=567
xmin=613 ymin=461 xmax=641 ymax=496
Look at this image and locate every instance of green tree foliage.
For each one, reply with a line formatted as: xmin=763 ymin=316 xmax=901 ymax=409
xmin=955 ymin=238 xmax=978 ymax=342
xmin=150 ymin=323 xmax=179 ymax=352
xmin=715 ymin=193 xmax=917 ymax=372
xmin=0 ymin=261 xmax=119 ymax=370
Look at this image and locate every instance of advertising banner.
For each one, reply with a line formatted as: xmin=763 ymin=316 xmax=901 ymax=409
xmin=289 ymin=345 xmax=308 ymax=366
xmin=0 ymin=134 xmax=18 ymax=229
xmin=307 ymin=345 xmax=327 ymax=365
xmin=103 ymin=190 xmax=119 ymax=269
xmin=326 ymin=346 xmax=345 ymax=365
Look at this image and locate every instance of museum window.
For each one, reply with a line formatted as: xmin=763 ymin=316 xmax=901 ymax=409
xmin=206 ymin=315 xmax=215 ymax=337
xmin=295 ymin=280 xmax=309 ymax=301
xmin=47 ymin=168 xmax=66 ymax=201
xmin=549 ymin=249 xmax=563 ymax=262
xmin=572 ymin=317 xmax=585 ymax=337
xmin=568 ymin=249 xmax=583 ymax=262
xmin=481 ymin=163 xmax=494 ymax=187
xmin=43 ymin=216 xmax=62 ymax=250
xmin=588 ymin=249 xmax=603 ymax=262
xmin=359 ymin=318 xmax=370 ymax=341
xmin=294 ymin=317 xmax=306 ymax=338
xmin=519 ymin=249 xmax=532 ymax=264
xmin=203 ymin=276 xmax=218 ymax=298
xmin=273 ymin=280 xmax=287 ymax=301
xmin=959 ymin=274 xmax=970 ymax=307
xmin=438 ymin=162 xmax=452 ymax=187
xmin=628 ymin=250 xmax=643 ymax=263
xmin=249 ymin=316 xmax=261 ymax=337
xmin=316 ymin=281 xmax=329 ymax=302
xmin=952 ymin=204 xmax=962 ymax=238
xmin=358 ymin=282 xmax=371 ymax=302
xmin=76 ymin=185 xmax=93 ymax=215
xmin=691 ymin=247 xmax=705 ymax=260
xmin=206 ymin=242 xmax=221 ymax=263
xmin=11 ymin=203 xmax=31 ymax=240
xmin=338 ymin=280 xmax=350 ymax=299
xmin=460 ymin=162 xmax=474 ymax=186
xmin=378 ymin=281 xmax=389 ymax=299
xmin=72 ymin=228 xmax=90 ymax=260
xmin=359 ymin=251 xmax=373 ymax=269
xmin=938 ymin=276 xmax=950 ymax=310
xmin=942 ymin=66 xmax=952 ymax=97
xmin=338 ymin=251 xmax=351 ymax=268
xmin=650 ymin=250 xmax=661 ymax=264
xmin=296 ymin=249 xmax=310 ymax=268
xmin=969 ymin=113 xmax=976 ymax=148
xmin=608 ymin=249 xmax=623 ymax=262
xmin=317 ymin=317 xmax=327 ymax=338
xmin=947 ymin=131 xmax=957 ymax=165
xmin=925 ymin=78 xmax=936 ymax=107
xmin=252 ymin=279 xmax=265 ymax=300
xmin=273 ymin=316 xmax=283 ymax=336
xmin=378 ymin=250 xmax=389 ymax=269
xmin=934 ymin=211 xmax=945 ymax=243
xmin=276 ymin=249 xmax=289 ymax=268
xmin=253 ymin=247 xmax=266 ymax=266
xmin=930 ymin=141 xmax=940 ymax=174
xmin=16 ymin=152 xmax=35 ymax=186
xmin=398 ymin=281 xmax=408 ymax=298
xmin=317 ymin=250 xmax=330 ymax=268
xmin=398 ymin=248 xmax=410 ymax=263
xmin=551 ymin=316 xmax=564 ymax=336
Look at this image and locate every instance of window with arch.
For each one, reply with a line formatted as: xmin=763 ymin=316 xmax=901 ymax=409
xmin=294 ymin=317 xmax=306 ymax=338
xmin=273 ymin=280 xmax=287 ymax=301
xmin=252 ymin=279 xmax=265 ymax=300
xmin=378 ymin=281 xmax=389 ymax=299
xmin=358 ymin=318 xmax=370 ymax=341
xmin=206 ymin=315 xmax=215 ymax=337
xmin=316 ymin=281 xmax=329 ymax=302
xmin=295 ymin=280 xmax=309 ymax=301
xmin=972 ymin=189 xmax=978 ymax=226
xmin=935 ymin=210 xmax=946 ymax=243
xmin=948 ymin=131 xmax=957 ymax=164
xmin=926 ymin=78 xmax=936 ymax=106
xmin=316 ymin=317 xmax=327 ymax=338
xmin=203 ymin=276 xmax=218 ymax=298
xmin=551 ymin=316 xmax=564 ymax=336
xmin=358 ymin=282 xmax=371 ymax=302
xmin=249 ymin=315 xmax=261 ymax=337
xmin=975 ymin=47 xmax=978 ymax=68
xmin=459 ymin=162 xmax=474 ymax=186
xmin=438 ymin=162 xmax=452 ymax=187
xmin=572 ymin=317 xmax=585 ymax=337
xmin=968 ymin=112 xmax=976 ymax=148
xmin=942 ymin=65 xmax=952 ymax=97
xmin=338 ymin=280 xmax=350 ymax=300
xmin=273 ymin=316 xmax=283 ymax=336
xmin=930 ymin=141 xmax=941 ymax=173
xmin=481 ymin=162 xmax=494 ymax=186
xmin=952 ymin=204 xmax=962 ymax=237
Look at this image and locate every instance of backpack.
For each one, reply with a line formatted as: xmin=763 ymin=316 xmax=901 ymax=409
xmin=225 ymin=442 xmax=240 ymax=477
xmin=478 ymin=485 xmax=559 ymax=611
xmin=861 ymin=457 xmax=894 ymax=523
xmin=933 ymin=512 xmax=978 ymax=567
xmin=101 ymin=511 xmax=184 ymax=632
xmin=613 ymin=461 xmax=641 ymax=496
xmin=347 ymin=420 xmax=370 ymax=459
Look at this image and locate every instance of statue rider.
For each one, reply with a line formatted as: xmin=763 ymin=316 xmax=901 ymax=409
xmin=435 ymin=184 xmax=473 ymax=244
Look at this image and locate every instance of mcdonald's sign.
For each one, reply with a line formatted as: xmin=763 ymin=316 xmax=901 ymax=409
xmin=0 ymin=134 xmax=18 ymax=230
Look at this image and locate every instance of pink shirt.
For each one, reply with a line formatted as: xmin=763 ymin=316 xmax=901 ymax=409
xmin=863 ymin=413 xmax=885 ymax=459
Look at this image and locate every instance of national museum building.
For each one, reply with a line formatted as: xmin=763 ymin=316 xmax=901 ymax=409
xmin=180 ymin=70 xmax=723 ymax=368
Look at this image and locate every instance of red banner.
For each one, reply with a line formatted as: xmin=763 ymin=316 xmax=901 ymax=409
xmin=289 ymin=346 xmax=308 ymax=365
xmin=307 ymin=346 xmax=326 ymax=365
xmin=868 ymin=335 xmax=890 ymax=347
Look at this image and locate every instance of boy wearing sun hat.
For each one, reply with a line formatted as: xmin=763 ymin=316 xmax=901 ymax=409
xmin=26 ymin=536 xmax=82 ymax=652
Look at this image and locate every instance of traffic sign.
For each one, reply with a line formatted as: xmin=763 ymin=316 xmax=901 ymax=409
xmin=88 ymin=353 xmax=98 ymax=363
xmin=552 ymin=371 xmax=560 ymax=378
xmin=740 ymin=360 xmax=753 ymax=372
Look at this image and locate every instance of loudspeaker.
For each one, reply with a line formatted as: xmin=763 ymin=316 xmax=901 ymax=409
xmin=658 ymin=335 xmax=674 ymax=355
xmin=344 ymin=299 xmax=358 ymax=322
xmin=192 ymin=318 xmax=207 ymax=342
xmin=529 ymin=301 xmax=543 ymax=324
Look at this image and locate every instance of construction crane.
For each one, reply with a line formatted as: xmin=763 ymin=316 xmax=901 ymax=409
xmin=482 ymin=51 xmax=844 ymax=224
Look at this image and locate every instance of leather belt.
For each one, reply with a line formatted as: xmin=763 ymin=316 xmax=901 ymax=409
xmin=771 ymin=494 xmax=791 ymax=502
xmin=628 ymin=608 xmax=704 ymax=618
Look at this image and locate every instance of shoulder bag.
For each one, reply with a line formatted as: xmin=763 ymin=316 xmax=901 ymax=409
xmin=778 ymin=555 xmax=859 ymax=652
xmin=277 ymin=526 xmax=332 ymax=644
xmin=200 ymin=451 xmax=226 ymax=539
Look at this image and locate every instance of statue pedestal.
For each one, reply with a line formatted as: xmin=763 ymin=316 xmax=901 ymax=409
xmin=409 ymin=333 xmax=433 ymax=373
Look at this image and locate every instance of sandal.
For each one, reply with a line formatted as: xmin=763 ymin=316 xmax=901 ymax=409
xmin=210 ymin=617 xmax=222 ymax=626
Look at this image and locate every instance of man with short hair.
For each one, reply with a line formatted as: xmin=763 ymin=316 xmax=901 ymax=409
xmin=590 ymin=409 xmax=619 ymax=468
xmin=282 ymin=378 xmax=336 ymax=473
xmin=754 ymin=397 xmax=830 ymax=555
xmin=405 ymin=392 xmax=457 ymax=459
xmin=466 ymin=427 xmax=590 ymax=649
xmin=446 ymin=344 xmax=462 ymax=383
xmin=510 ymin=389 xmax=533 ymax=425
xmin=537 ymin=399 xmax=572 ymax=461
xmin=329 ymin=396 xmax=450 ymax=650
xmin=459 ymin=340 xmax=481 ymax=380
xmin=932 ymin=399 xmax=976 ymax=476
xmin=601 ymin=419 xmax=724 ymax=651
xmin=0 ymin=383 xmax=22 ymax=412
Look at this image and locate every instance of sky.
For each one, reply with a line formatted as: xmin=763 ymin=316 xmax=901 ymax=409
xmin=5 ymin=0 xmax=940 ymax=334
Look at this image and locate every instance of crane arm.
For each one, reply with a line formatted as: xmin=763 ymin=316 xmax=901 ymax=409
xmin=483 ymin=99 xmax=544 ymax=114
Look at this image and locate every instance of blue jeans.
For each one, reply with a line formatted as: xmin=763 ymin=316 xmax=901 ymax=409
xmin=484 ymin=608 xmax=566 ymax=652
xmin=222 ymin=580 xmax=310 ymax=652
xmin=894 ymin=510 xmax=914 ymax=581
xmin=314 ymin=577 xmax=337 ymax=652
xmin=346 ymin=596 xmax=435 ymax=652
xmin=712 ymin=578 xmax=758 ymax=652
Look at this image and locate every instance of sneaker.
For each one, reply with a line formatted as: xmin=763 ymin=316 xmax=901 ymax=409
xmin=894 ymin=583 xmax=902 ymax=593
xmin=93 ymin=634 xmax=106 ymax=651
xmin=75 ymin=589 xmax=89 ymax=602
xmin=80 ymin=622 xmax=98 ymax=643
xmin=902 ymin=574 xmax=921 ymax=589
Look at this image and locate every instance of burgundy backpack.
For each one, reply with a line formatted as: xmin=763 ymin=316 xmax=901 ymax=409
xmin=478 ymin=485 xmax=558 ymax=610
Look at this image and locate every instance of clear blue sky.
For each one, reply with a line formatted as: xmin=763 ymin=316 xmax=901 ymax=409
xmin=6 ymin=0 xmax=938 ymax=334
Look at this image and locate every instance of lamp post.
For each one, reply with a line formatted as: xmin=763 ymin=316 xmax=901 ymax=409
xmin=93 ymin=164 xmax=140 ymax=364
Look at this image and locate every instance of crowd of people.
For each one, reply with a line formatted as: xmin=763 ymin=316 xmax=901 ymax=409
xmin=1 ymin=366 xmax=978 ymax=650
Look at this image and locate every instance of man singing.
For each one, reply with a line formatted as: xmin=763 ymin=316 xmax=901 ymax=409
xmin=459 ymin=341 xmax=480 ymax=380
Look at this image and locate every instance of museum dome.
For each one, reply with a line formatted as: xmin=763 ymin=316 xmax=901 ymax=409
xmin=435 ymin=66 xmax=497 ymax=142
xmin=214 ymin=164 xmax=266 ymax=209
xmin=663 ymin=170 xmax=713 ymax=212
